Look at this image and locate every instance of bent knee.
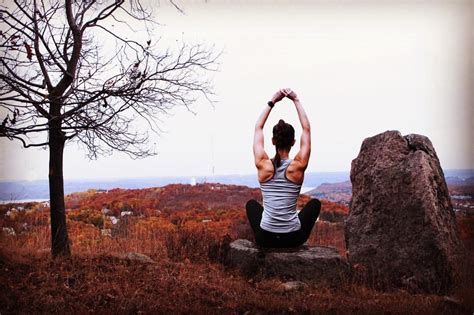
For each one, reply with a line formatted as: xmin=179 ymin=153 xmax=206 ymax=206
xmin=246 ymin=199 xmax=255 ymax=209
xmin=246 ymin=199 xmax=260 ymax=211
xmin=309 ymin=198 xmax=321 ymax=211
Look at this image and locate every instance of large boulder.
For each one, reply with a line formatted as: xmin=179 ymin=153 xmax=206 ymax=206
xmin=345 ymin=130 xmax=464 ymax=293
xmin=226 ymin=239 xmax=350 ymax=285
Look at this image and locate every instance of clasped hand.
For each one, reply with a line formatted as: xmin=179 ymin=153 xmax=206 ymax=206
xmin=270 ymin=88 xmax=298 ymax=105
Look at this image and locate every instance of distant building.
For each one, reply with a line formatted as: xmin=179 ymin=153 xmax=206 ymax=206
xmin=190 ymin=177 xmax=197 ymax=186
xmin=101 ymin=229 xmax=112 ymax=237
xmin=2 ymin=227 xmax=16 ymax=236
xmin=109 ymin=216 xmax=119 ymax=225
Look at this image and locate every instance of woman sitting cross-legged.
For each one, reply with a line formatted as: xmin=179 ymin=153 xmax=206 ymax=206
xmin=246 ymin=88 xmax=321 ymax=248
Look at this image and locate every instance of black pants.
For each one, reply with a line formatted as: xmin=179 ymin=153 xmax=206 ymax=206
xmin=245 ymin=199 xmax=321 ymax=248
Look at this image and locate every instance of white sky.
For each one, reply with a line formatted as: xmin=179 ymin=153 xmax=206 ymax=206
xmin=0 ymin=0 xmax=472 ymax=181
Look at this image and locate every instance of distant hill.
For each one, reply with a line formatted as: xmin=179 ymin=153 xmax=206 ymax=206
xmin=305 ymin=181 xmax=352 ymax=205
xmin=446 ymin=176 xmax=474 ymax=186
xmin=61 ymin=183 xmax=348 ymax=220
xmin=305 ymin=175 xmax=474 ymax=213
xmin=1 ymin=169 xmax=472 ymax=202
xmin=0 ymin=171 xmax=350 ymax=201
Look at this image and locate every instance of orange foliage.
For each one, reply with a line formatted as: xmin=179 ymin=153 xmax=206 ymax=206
xmin=1 ymin=184 xmax=352 ymax=258
xmin=1 ymin=183 xmax=473 ymax=313
xmin=68 ymin=209 xmax=104 ymax=229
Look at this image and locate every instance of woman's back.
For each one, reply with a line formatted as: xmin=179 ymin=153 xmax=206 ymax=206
xmin=247 ymin=88 xmax=320 ymax=248
xmin=260 ymin=159 xmax=302 ymax=233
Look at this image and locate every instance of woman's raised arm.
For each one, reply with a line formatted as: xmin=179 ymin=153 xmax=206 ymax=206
xmin=253 ymin=90 xmax=286 ymax=169
xmin=283 ymin=88 xmax=311 ymax=170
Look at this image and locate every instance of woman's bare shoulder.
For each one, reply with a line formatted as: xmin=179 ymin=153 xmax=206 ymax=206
xmin=286 ymin=160 xmax=305 ymax=185
xmin=258 ymin=159 xmax=275 ymax=183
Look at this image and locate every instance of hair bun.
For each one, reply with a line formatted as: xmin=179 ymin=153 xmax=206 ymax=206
xmin=272 ymin=119 xmax=295 ymax=168
xmin=272 ymin=119 xmax=295 ymax=150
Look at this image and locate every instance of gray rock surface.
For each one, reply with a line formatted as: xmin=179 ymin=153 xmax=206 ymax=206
xmin=280 ymin=281 xmax=308 ymax=291
xmin=226 ymin=239 xmax=349 ymax=285
xmin=345 ymin=130 xmax=464 ymax=293
xmin=122 ymin=252 xmax=155 ymax=264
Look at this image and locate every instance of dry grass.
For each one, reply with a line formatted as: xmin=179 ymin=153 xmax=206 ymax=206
xmin=0 ymin=185 xmax=472 ymax=314
xmin=0 ymin=247 xmax=454 ymax=315
xmin=1 ymin=215 xmax=471 ymax=314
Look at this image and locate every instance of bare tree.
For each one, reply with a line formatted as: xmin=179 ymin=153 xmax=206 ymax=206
xmin=0 ymin=0 xmax=218 ymax=257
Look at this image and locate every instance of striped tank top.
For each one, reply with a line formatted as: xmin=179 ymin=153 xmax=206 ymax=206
xmin=260 ymin=159 xmax=302 ymax=233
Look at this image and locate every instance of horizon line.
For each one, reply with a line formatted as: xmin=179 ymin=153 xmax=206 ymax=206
xmin=1 ymin=168 xmax=473 ymax=183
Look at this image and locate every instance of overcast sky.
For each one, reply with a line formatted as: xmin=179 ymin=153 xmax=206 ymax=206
xmin=0 ymin=0 xmax=472 ymax=181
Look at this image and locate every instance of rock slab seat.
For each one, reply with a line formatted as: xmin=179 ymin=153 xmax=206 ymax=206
xmin=226 ymin=239 xmax=350 ymax=285
xmin=345 ymin=130 xmax=464 ymax=294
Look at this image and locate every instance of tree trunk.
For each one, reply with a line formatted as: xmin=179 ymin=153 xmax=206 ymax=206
xmin=48 ymin=120 xmax=70 ymax=257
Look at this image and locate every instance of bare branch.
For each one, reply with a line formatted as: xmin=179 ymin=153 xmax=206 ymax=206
xmin=82 ymin=0 xmax=124 ymax=31
xmin=0 ymin=0 xmax=219 ymax=159
xmin=32 ymin=0 xmax=53 ymax=90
